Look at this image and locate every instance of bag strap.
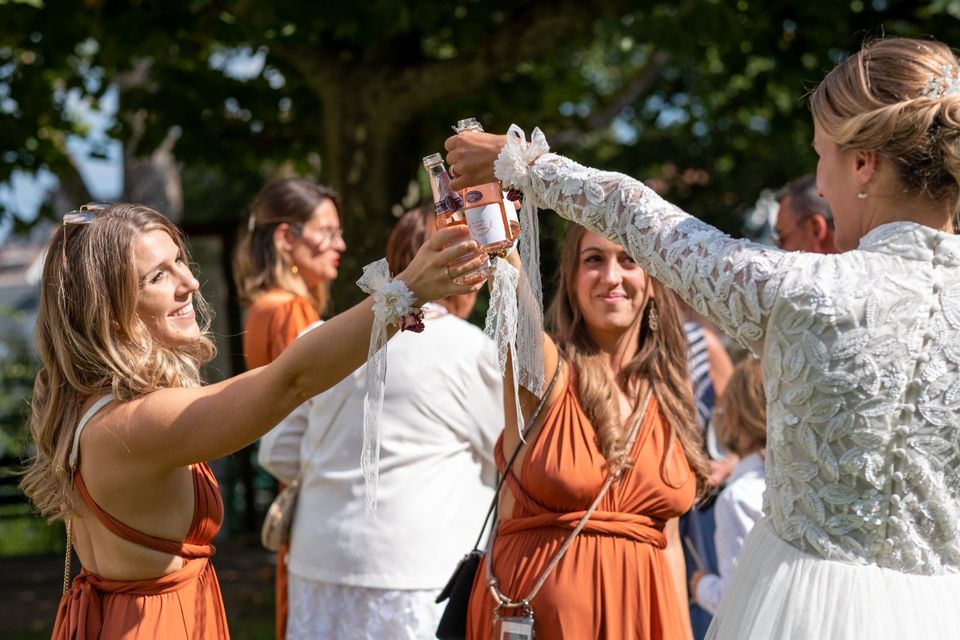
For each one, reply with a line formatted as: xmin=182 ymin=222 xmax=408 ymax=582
xmin=485 ymin=385 xmax=655 ymax=611
xmin=468 ymin=358 xmax=563 ymax=552
xmin=63 ymin=519 xmax=73 ymax=594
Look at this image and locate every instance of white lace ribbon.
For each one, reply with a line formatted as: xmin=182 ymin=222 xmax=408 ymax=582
xmin=494 ymin=124 xmax=549 ymax=396
xmin=483 ymin=258 xmax=525 ymax=442
xmin=355 ymin=258 xmax=415 ymax=514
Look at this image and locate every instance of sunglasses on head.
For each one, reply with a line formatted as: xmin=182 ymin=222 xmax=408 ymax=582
xmin=61 ymin=202 xmax=111 ymax=261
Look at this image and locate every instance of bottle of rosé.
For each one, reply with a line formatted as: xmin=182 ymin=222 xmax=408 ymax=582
xmin=423 ymin=153 xmax=491 ymax=284
xmin=452 ymin=117 xmax=520 ymax=253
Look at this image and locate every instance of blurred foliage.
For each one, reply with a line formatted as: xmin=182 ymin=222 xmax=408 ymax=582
xmin=0 ymin=306 xmax=36 ymax=459
xmin=2 ymin=1 xmax=960 ymax=304
xmin=0 ymin=306 xmax=55 ymax=556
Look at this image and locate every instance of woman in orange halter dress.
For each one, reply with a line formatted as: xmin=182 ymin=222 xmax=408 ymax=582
xmin=54 ymin=397 xmax=227 ymax=638
xmin=466 ymin=224 xmax=709 ymax=640
xmin=18 ymin=202 xmax=483 ymax=639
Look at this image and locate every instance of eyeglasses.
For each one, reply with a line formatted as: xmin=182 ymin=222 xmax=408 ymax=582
xmin=62 ymin=202 xmax=110 ymax=261
xmin=288 ymin=223 xmax=344 ymax=245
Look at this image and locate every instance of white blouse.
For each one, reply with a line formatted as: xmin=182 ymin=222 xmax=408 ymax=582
xmin=496 ymin=127 xmax=960 ymax=576
xmin=695 ymin=452 xmax=766 ymax=614
xmin=259 ymin=306 xmax=504 ymax=589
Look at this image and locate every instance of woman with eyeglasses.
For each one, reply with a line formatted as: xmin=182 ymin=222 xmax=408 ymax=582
xmin=20 ymin=202 xmax=484 ymax=639
xmin=446 ymin=36 xmax=960 ymax=640
xmin=232 ymin=177 xmax=347 ymax=639
xmin=234 ymin=178 xmax=347 ymax=369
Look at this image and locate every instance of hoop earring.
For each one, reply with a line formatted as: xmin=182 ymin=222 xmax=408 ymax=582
xmin=858 ymin=191 xmax=867 ymax=199
xmin=647 ymin=300 xmax=659 ymax=332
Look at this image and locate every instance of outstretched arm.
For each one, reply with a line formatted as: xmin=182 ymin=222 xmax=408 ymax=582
xmin=446 ymin=129 xmax=801 ymax=357
xmin=92 ymin=226 xmax=488 ymax=471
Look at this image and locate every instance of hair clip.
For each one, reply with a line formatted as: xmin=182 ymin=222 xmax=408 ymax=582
xmin=920 ymin=64 xmax=960 ymax=99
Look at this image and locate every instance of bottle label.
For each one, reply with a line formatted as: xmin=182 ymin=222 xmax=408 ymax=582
xmin=466 ymin=203 xmax=508 ymax=246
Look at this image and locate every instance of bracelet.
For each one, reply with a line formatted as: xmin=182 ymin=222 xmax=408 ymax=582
xmin=355 ymin=257 xmax=427 ymax=514
xmin=369 ymin=279 xmax=416 ymax=325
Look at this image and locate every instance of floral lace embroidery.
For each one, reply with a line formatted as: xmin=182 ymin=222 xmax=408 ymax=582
xmin=286 ymin=575 xmax=444 ymax=640
xmin=497 ymin=137 xmax=960 ymax=576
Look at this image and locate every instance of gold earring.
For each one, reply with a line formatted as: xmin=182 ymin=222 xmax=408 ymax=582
xmin=291 ymin=264 xmax=299 ymax=275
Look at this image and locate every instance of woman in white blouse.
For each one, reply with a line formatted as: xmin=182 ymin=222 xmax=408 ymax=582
xmin=690 ymin=357 xmax=766 ymax=615
xmin=446 ymin=36 xmax=960 ymax=640
xmin=258 ymin=205 xmax=503 ymax=640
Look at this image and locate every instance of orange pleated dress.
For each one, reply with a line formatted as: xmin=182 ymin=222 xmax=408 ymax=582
xmin=243 ymin=289 xmax=319 ymax=640
xmin=52 ymin=463 xmax=229 ymax=639
xmin=466 ymin=372 xmax=697 ymax=640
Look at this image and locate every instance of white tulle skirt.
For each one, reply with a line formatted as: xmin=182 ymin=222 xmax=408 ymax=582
xmin=707 ymin=518 xmax=960 ymax=639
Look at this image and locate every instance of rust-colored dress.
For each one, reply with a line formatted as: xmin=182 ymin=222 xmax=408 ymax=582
xmin=243 ymin=289 xmax=319 ymax=371
xmin=466 ymin=372 xmax=696 ymax=640
xmin=243 ymin=288 xmax=319 ymax=640
xmin=53 ymin=463 xmax=228 ymax=639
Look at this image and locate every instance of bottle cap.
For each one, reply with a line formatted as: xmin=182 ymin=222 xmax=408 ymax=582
xmin=454 ymin=117 xmax=482 ymax=133
xmin=422 ymin=153 xmax=443 ymax=167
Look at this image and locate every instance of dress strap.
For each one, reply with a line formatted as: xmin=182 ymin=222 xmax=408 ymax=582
xmin=73 ymin=471 xmax=215 ymax=557
xmin=68 ymin=396 xmax=114 ymax=471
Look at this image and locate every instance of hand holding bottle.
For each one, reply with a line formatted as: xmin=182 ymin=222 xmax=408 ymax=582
xmin=394 ymin=225 xmax=486 ymax=304
xmin=443 ymin=131 xmax=508 ymax=192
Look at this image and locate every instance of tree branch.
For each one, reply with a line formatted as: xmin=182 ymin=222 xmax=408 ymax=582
xmin=550 ymin=50 xmax=669 ymax=149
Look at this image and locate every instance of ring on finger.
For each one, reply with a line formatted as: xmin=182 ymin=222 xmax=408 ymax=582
xmin=444 ymin=265 xmax=452 ymax=280
xmin=449 ymin=165 xmax=460 ymax=179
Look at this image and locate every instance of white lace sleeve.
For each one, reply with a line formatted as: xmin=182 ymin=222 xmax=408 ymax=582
xmin=496 ymin=127 xmax=796 ymax=355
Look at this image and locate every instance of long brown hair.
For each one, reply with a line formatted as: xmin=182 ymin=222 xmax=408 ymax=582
xmin=21 ymin=203 xmax=216 ymax=522
xmin=233 ymin=177 xmax=341 ymax=313
xmin=546 ymin=223 xmax=709 ymax=495
xmin=386 ymin=204 xmax=433 ymax=275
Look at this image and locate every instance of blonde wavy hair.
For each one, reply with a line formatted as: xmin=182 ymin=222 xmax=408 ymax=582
xmin=21 ymin=203 xmax=216 ymax=522
xmin=546 ymin=224 xmax=710 ymax=496
xmin=811 ymin=37 xmax=960 ymax=226
xmin=714 ymin=357 xmax=766 ymax=458
xmin=233 ymin=178 xmax=341 ymax=313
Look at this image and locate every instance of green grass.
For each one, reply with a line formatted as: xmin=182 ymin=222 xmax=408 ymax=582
xmin=0 ymin=515 xmax=62 ymax=556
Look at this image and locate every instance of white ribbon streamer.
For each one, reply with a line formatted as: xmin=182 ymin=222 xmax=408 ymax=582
xmin=355 ymin=258 xmax=415 ymax=514
xmin=494 ymin=125 xmax=550 ymax=397
xmin=484 ymin=258 xmax=525 ymax=442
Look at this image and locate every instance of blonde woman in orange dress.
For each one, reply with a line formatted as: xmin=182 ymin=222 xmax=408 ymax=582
xmin=21 ymin=202 xmax=483 ymax=639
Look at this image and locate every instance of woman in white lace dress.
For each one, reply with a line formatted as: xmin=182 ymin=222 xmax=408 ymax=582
xmin=445 ymin=37 xmax=960 ymax=639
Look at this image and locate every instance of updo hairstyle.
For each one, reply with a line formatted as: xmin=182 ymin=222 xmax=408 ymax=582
xmin=810 ymin=38 xmax=960 ymax=218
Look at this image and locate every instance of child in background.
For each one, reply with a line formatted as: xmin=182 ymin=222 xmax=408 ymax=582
xmin=690 ymin=356 xmax=766 ymax=615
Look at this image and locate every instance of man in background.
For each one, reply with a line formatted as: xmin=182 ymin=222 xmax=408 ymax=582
xmin=772 ymin=174 xmax=838 ymax=254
